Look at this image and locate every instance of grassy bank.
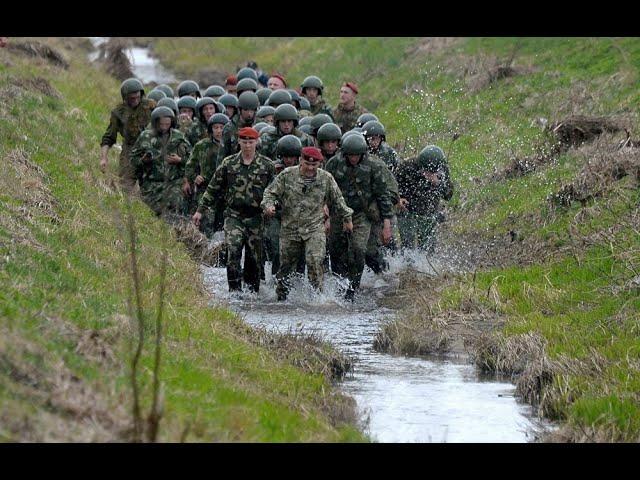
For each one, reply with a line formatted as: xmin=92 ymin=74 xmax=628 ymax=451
xmin=147 ymin=37 xmax=640 ymax=441
xmin=0 ymin=38 xmax=364 ymax=442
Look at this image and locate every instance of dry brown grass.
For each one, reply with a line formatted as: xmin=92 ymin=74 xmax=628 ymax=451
xmin=170 ymin=217 xmax=224 ymax=266
xmin=7 ymin=75 xmax=62 ymax=99
xmin=7 ymin=40 xmax=69 ymax=69
xmin=93 ymin=38 xmax=135 ymax=81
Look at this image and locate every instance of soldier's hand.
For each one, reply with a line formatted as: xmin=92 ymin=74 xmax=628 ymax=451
xmin=182 ymin=180 xmax=192 ymax=196
xmin=99 ymin=156 xmax=108 ymax=173
xmin=142 ymin=152 xmax=152 ymax=164
xmin=195 ymin=175 xmax=205 ymax=186
xmin=167 ymin=153 xmax=181 ymax=164
xmin=382 ymin=220 xmax=392 ymax=245
xmin=192 ymin=211 xmax=202 ymax=227
xmin=399 ymin=198 xmax=409 ymax=212
xmin=324 ymin=218 xmax=331 ymax=234
xmin=264 ymin=206 xmax=276 ymax=217
xmin=343 ymin=219 xmax=353 ymax=233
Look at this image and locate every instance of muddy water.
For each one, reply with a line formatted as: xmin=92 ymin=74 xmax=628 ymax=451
xmin=98 ymin=39 xmax=552 ymax=442
xmin=203 ymin=251 xmax=551 ymax=443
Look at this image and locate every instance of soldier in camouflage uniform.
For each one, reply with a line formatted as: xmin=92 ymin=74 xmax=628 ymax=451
xmin=157 ymin=97 xmax=179 ymax=118
xmin=263 ymin=147 xmax=353 ymax=301
xmin=219 ymin=93 xmax=239 ymax=122
xmin=300 ymin=75 xmax=334 ymax=118
xmin=177 ymin=96 xmax=197 ymax=137
xmin=316 ymin=123 xmax=342 ymax=164
xmin=186 ymin=97 xmax=220 ymax=147
xmin=362 ymin=120 xmax=400 ymax=173
xmin=332 ymin=82 xmax=368 ymax=134
xmin=183 ymin=113 xmax=230 ymax=232
xmin=193 ymin=127 xmax=275 ymax=293
xmin=325 ymin=133 xmax=393 ymax=299
xmin=147 ymin=89 xmax=166 ymax=103
xmin=218 ymin=91 xmax=260 ymax=164
xmin=257 ymin=104 xmax=314 ymax=162
xmin=396 ymin=145 xmax=454 ymax=254
xmin=177 ymin=80 xmax=201 ymax=99
xmin=130 ymin=106 xmax=192 ymax=218
xmin=100 ymin=78 xmax=157 ymax=191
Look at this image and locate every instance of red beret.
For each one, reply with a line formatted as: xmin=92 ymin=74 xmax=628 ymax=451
xmin=343 ymin=81 xmax=359 ymax=94
xmin=270 ymin=73 xmax=287 ymax=87
xmin=238 ymin=127 xmax=259 ymax=139
xmin=301 ymin=146 xmax=324 ymax=162
xmin=226 ymin=75 xmax=237 ymax=86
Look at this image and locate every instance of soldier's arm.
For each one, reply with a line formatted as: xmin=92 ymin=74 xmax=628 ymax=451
xmin=261 ymin=170 xmax=285 ymax=211
xmin=371 ymin=163 xmax=394 ymax=219
xmin=184 ymin=143 xmax=201 ymax=183
xmin=197 ymin=161 xmax=226 ymax=214
xmin=129 ymin=133 xmax=151 ymax=175
xmin=100 ymin=111 xmax=119 ymax=148
xmin=326 ymin=175 xmax=353 ymax=222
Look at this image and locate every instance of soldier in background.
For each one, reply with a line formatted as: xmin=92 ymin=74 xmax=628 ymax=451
xmin=218 ymin=91 xmax=260 ymax=162
xmin=300 ymin=75 xmax=333 ymax=118
xmin=333 ymin=82 xmax=368 ymax=133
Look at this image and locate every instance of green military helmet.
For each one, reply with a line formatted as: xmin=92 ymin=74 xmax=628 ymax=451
xmin=236 ymin=78 xmax=258 ymax=96
xmin=340 ymin=130 xmax=360 ymax=144
xmin=256 ymin=105 xmax=275 ymax=120
xmin=341 ymin=132 xmax=368 ymax=155
xmin=356 ymin=112 xmax=379 ymax=128
xmin=317 ymin=123 xmax=342 ymax=143
xmin=417 ymin=145 xmax=446 ymax=171
xmin=256 ymin=87 xmax=272 ymax=106
xmin=274 ymin=104 xmax=299 ymax=126
xmin=298 ymin=116 xmax=313 ymax=127
xmin=287 ymin=89 xmax=301 ymax=108
xmin=147 ymin=89 xmax=166 ymax=102
xmin=299 ymin=97 xmax=311 ymax=111
xmin=177 ymin=80 xmax=201 ymax=98
xmin=277 ymin=134 xmax=303 ymax=158
xmin=310 ymin=113 xmax=333 ymax=136
xmin=350 ymin=127 xmax=364 ymax=134
xmin=361 ymin=120 xmax=386 ymax=140
xmin=253 ymin=122 xmax=269 ymax=133
xmin=177 ymin=95 xmax=197 ymax=112
xmin=266 ymin=89 xmax=292 ymax=107
xmin=157 ymin=97 xmax=179 ymax=117
xmin=156 ymin=84 xmax=174 ymax=98
xmin=263 ymin=125 xmax=277 ymax=136
xmin=237 ymin=67 xmax=258 ymax=82
xmin=206 ymin=113 xmax=230 ymax=133
xmin=204 ymin=85 xmax=226 ymax=98
xmin=219 ymin=93 xmax=239 ymax=109
xmin=301 ymin=75 xmax=324 ymax=95
xmin=150 ymin=106 xmax=177 ymax=129
xmin=238 ymin=91 xmax=260 ymax=111
xmin=120 ymin=77 xmax=145 ymax=100
xmin=298 ymin=124 xmax=312 ymax=135
xmin=196 ymin=97 xmax=220 ymax=122
xmin=215 ymin=100 xmax=225 ymax=114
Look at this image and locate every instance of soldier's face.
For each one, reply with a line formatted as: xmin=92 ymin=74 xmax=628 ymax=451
xmin=227 ymin=86 xmax=237 ymax=96
xmin=179 ymin=107 xmax=194 ymax=119
xmin=282 ymin=156 xmax=299 ymax=167
xmin=339 ymin=87 xmax=356 ymax=105
xmin=304 ymin=87 xmax=319 ymax=103
xmin=157 ymin=117 xmax=172 ymax=133
xmin=264 ymin=115 xmax=274 ymax=125
xmin=202 ymin=104 xmax=216 ymax=121
xmin=240 ymin=109 xmax=256 ymax=122
xmin=212 ymin=124 xmax=224 ymax=141
xmin=279 ymin=120 xmax=294 ymax=134
xmin=239 ymin=137 xmax=257 ymax=155
xmin=367 ymin=135 xmax=382 ymax=149
xmin=321 ymin=140 xmax=339 ymax=155
xmin=268 ymin=77 xmax=286 ymax=90
xmin=346 ymin=154 xmax=361 ymax=166
xmin=127 ymin=91 xmax=141 ymax=108
xmin=300 ymin=157 xmax=319 ymax=176
xmin=226 ymin=106 xmax=236 ymax=118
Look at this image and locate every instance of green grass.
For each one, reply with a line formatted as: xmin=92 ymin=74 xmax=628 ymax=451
xmin=0 ymin=39 xmax=365 ymax=442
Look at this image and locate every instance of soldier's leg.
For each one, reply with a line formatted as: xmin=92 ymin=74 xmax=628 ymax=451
xmin=242 ymin=219 xmax=264 ymax=293
xmin=327 ymin=217 xmax=349 ymax=280
xmin=347 ymin=212 xmax=372 ymax=292
xmin=365 ymin=220 xmax=386 ymax=274
xmin=223 ymin=217 xmax=245 ymax=291
xmin=305 ymin=231 xmax=327 ymax=292
xmin=118 ymin=147 xmax=138 ymax=194
xmin=276 ymin=236 xmax=305 ymax=300
xmin=415 ymin=215 xmax=438 ymax=255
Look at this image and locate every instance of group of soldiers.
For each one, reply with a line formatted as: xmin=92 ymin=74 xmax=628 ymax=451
xmin=100 ymin=65 xmax=453 ymax=300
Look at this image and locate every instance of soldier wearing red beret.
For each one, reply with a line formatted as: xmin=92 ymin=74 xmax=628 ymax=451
xmin=333 ymin=81 xmax=369 ymax=133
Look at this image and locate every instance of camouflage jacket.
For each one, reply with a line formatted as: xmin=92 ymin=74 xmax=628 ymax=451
xmin=130 ymin=128 xmax=192 ymax=185
xmin=261 ymin=166 xmax=353 ymax=240
xmin=100 ymin=97 xmax=156 ymax=148
xmin=395 ymin=156 xmax=454 ymax=216
xmin=309 ymin=98 xmax=334 ymax=119
xmin=197 ymin=152 xmax=275 ymax=219
xmin=333 ymin=102 xmax=367 ymax=133
xmin=186 ymin=118 xmax=207 ymax=147
xmin=370 ymin=142 xmax=400 ymax=173
xmin=185 ymin=137 xmax=222 ymax=188
xmin=258 ymin=127 xmax=315 ymax=162
xmin=218 ymin=116 xmax=254 ymax=163
xmin=324 ymin=151 xmax=393 ymax=220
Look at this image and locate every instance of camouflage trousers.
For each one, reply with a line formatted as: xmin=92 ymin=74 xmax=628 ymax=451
xmin=276 ymin=230 xmax=326 ymax=299
xmin=140 ymin=180 xmax=188 ymax=217
xmin=263 ymin=216 xmax=281 ymax=277
xmin=328 ymin=211 xmax=371 ymax=292
xmin=397 ymin=211 xmax=438 ymax=253
xmin=118 ymin=145 xmax=139 ymax=193
xmin=365 ymin=214 xmax=398 ymax=274
xmin=224 ymin=215 xmax=263 ymax=293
